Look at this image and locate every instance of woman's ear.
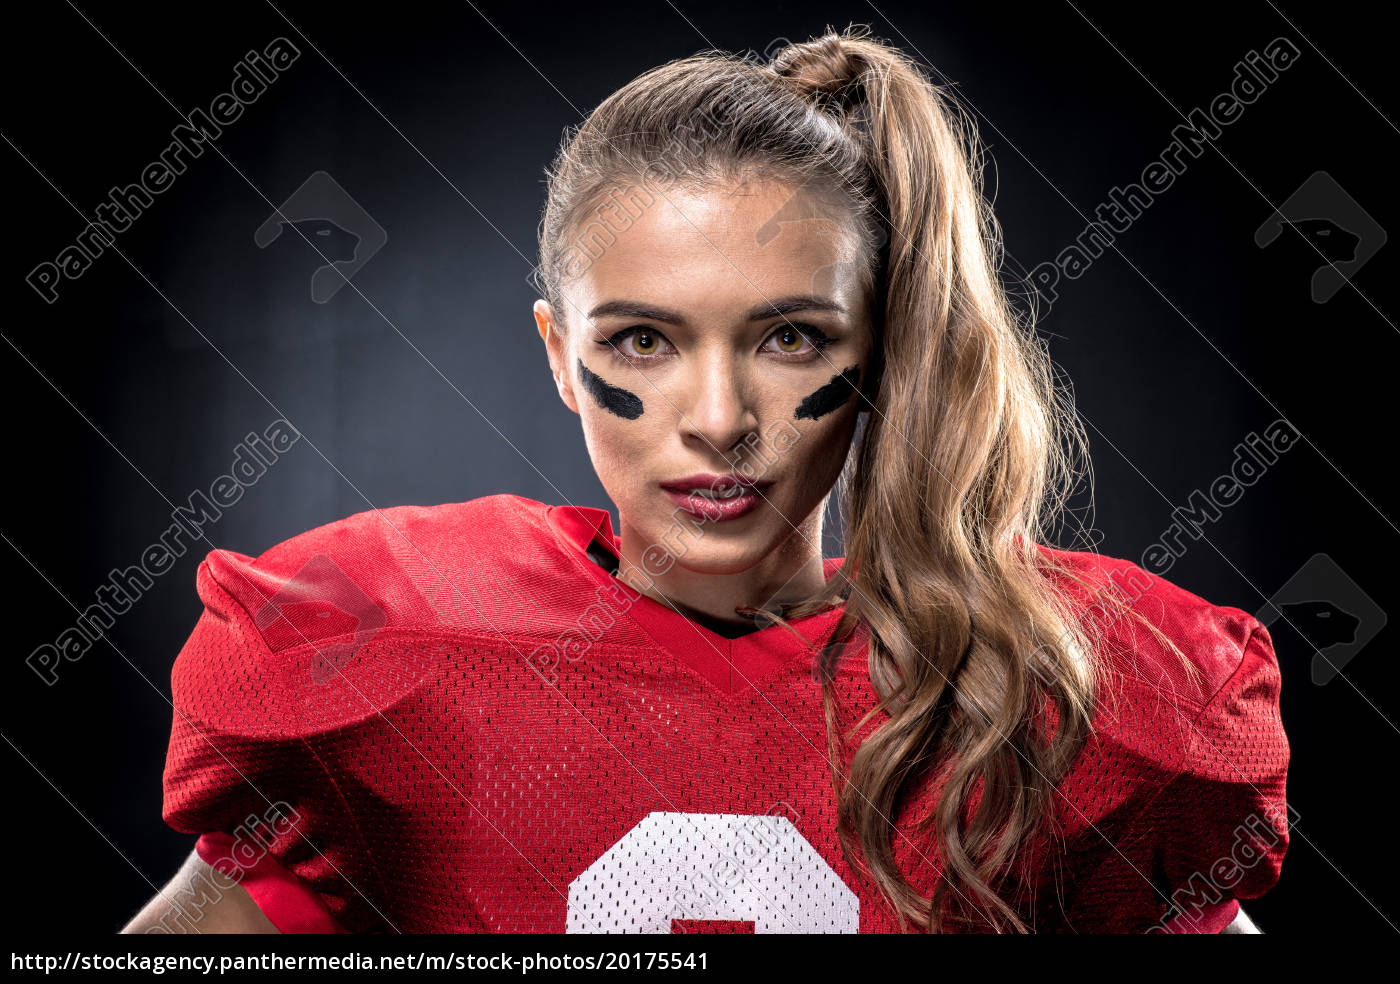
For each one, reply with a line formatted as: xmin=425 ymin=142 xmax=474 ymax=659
xmin=533 ymin=299 xmax=579 ymax=415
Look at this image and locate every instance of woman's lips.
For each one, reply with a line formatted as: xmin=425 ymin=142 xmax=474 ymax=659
xmin=660 ymin=486 xmax=766 ymax=520
xmin=658 ymin=479 xmax=774 ymax=521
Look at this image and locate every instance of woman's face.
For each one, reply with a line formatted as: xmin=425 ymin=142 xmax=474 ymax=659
xmin=535 ymin=176 xmax=875 ymax=576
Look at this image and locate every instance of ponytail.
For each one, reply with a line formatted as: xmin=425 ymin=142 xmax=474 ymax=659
xmin=762 ymin=29 xmax=1099 ymax=932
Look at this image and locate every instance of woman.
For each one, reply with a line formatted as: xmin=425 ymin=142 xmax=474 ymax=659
xmin=123 ymin=27 xmax=1288 ymax=934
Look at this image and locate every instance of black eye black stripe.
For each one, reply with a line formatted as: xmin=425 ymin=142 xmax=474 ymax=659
xmin=795 ymin=366 xmax=860 ymax=420
xmin=577 ymin=358 xmax=644 ymax=420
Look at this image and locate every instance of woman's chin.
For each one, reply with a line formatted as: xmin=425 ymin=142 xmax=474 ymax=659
xmin=620 ymin=493 xmax=814 ymax=576
xmin=648 ymin=539 xmax=776 ymax=578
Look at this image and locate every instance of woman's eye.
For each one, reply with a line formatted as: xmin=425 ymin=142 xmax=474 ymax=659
xmin=600 ymin=327 xmax=674 ymax=360
xmin=763 ymin=324 xmax=832 ymax=357
xmin=628 ymin=331 xmax=662 ymax=355
xmin=597 ymin=324 xmax=833 ymax=361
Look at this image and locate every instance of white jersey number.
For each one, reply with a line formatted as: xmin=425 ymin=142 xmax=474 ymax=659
xmin=565 ymin=812 xmax=859 ymax=933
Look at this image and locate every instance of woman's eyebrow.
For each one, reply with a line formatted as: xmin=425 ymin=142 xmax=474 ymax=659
xmin=747 ymin=295 xmax=845 ymax=321
xmin=586 ymin=294 xmax=845 ymax=326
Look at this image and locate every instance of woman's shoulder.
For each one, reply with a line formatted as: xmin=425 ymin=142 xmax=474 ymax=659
xmin=1031 ymin=545 xmax=1290 ymax=929
xmin=169 ymin=494 xmax=600 ymax=732
xmin=1032 ymin=541 xmax=1271 ymax=713
xmin=204 ymin=491 xmax=551 ymax=572
xmin=1032 ymin=542 xmax=1288 ymax=817
xmin=194 ymin=493 xmax=563 ymax=632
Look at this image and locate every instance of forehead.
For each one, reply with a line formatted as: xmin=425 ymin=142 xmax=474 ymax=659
xmin=564 ymin=177 xmax=866 ymax=323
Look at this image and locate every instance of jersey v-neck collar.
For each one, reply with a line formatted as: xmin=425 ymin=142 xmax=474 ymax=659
xmin=542 ymin=502 xmax=848 ymax=696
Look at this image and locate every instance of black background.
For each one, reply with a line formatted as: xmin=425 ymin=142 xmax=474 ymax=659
xmin=3 ymin=1 xmax=1393 ymax=935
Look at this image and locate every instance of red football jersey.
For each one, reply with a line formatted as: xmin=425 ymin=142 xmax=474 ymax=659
xmin=160 ymin=494 xmax=1290 ymax=934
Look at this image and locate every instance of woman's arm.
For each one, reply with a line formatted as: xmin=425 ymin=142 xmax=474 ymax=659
xmin=120 ymin=848 xmax=279 ymax=934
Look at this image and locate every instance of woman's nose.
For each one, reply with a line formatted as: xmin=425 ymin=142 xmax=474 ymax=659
xmin=678 ymin=359 xmax=759 ymax=455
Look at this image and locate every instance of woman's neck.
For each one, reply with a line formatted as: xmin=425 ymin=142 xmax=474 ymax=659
xmin=609 ymin=512 xmax=830 ymax=634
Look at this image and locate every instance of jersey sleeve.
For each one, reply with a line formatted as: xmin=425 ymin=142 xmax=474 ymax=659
xmin=1139 ymin=619 xmax=1292 ymax=932
xmin=160 ymin=547 xmax=396 ymax=934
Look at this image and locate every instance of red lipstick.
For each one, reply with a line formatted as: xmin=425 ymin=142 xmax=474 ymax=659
xmin=658 ymin=473 xmax=773 ymax=521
